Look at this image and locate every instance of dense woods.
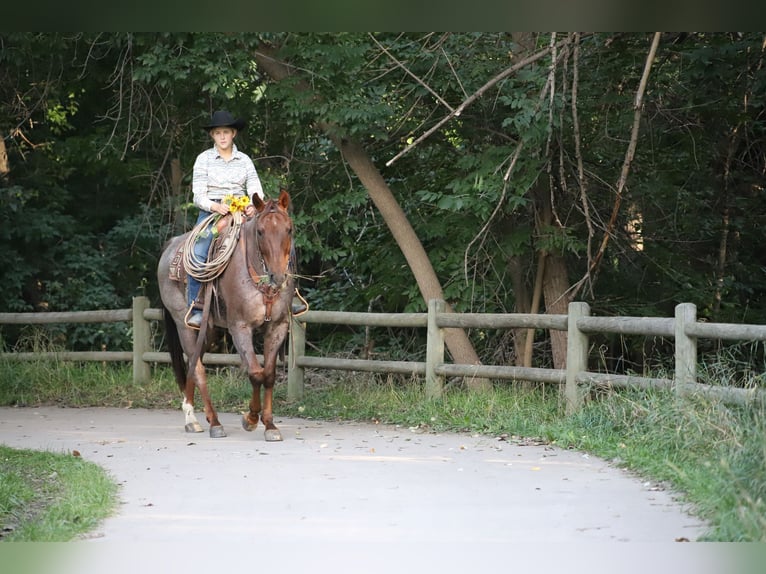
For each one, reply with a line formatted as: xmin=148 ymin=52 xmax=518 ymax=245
xmin=2 ymin=32 xmax=765 ymax=373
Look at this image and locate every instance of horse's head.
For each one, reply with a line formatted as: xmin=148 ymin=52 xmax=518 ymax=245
xmin=249 ymin=189 xmax=293 ymax=287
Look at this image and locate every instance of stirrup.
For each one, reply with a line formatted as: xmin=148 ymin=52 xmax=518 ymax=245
xmin=291 ymin=289 xmax=309 ymax=316
xmin=184 ymin=305 xmax=202 ymax=330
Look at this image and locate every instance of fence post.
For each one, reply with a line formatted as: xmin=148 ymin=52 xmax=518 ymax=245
xmin=425 ymin=298 xmax=445 ymax=399
xmin=132 ymin=296 xmax=151 ymax=385
xmin=675 ymin=302 xmax=697 ymax=398
xmin=287 ymin=316 xmax=306 ymax=401
xmin=566 ymin=301 xmax=590 ymax=414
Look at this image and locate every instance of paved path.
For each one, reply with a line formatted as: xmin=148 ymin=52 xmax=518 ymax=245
xmin=0 ymin=406 xmax=711 ymax=572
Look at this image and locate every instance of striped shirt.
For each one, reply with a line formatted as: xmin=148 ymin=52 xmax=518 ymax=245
xmin=191 ymin=144 xmax=264 ymax=212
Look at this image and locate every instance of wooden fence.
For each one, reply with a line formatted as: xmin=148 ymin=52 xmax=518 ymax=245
xmin=2 ymin=296 xmax=765 ymax=413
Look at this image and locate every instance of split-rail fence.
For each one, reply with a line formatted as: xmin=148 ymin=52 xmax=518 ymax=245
xmin=1 ymin=296 xmax=765 ymax=413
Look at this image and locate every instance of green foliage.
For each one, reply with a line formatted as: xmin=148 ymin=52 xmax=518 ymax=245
xmin=2 ymin=32 xmax=766 ymax=367
xmin=132 ymin=33 xmax=263 ymax=102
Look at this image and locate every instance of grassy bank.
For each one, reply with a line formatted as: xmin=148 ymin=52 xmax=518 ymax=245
xmin=0 ymin=359 xmax=764 ymax=541
xmin=0 ymin=445 xmax=118 ymax=541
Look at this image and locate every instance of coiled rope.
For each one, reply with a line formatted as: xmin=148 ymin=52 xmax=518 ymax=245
xmin=183 ymin=211 xmax=244 ymax=282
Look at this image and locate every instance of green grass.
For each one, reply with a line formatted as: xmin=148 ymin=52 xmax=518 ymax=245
xmin=276 ymin=373 xmax=766 ymax=541
xmin=0 ymin=445 xmax=118 ymax=541
xmin=0 ymin=359 xmax=764 ymax=541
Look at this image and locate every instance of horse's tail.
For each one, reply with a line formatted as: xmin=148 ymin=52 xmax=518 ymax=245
xmin=163 ymin=305 xmax=187 ymax=393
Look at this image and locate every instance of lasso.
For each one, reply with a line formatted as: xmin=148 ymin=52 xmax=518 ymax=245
xmin=182 ymin=211 xmax=244 ymax=282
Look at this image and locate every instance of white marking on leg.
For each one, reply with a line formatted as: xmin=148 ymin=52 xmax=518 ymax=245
xmin=182 ymin=398 xmax=198 ymax=426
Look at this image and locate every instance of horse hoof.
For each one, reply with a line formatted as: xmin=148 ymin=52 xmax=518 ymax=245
xmin=185 ymin=422 xmax=204 ymax=433
xmin=264 ymin=428 xmax=283 ymax=442
xmin=209 ymin=425 xmax=227 ymax=438
xmin=242 ymin=415 xmax=257 ymax=432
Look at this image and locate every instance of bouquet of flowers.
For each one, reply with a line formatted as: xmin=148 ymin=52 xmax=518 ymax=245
xmin=205 ymin=195 xmax=251 ymax=238
xmin=224 ymin=194 xmax=251 ymax=213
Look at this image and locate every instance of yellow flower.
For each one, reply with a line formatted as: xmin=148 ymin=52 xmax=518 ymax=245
xmin=224 ymin=194 xmax=251 ymax=213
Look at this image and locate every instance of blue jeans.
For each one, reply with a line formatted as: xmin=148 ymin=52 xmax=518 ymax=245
xmin=187 ymin=210 xmax=215 ymax=308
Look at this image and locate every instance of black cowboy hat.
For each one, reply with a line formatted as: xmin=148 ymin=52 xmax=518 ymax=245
xmin=202 ymin=110 xmax=246 ymax=131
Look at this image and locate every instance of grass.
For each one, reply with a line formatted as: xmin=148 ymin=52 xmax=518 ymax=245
xmin=0 ymin=445 xmax=118 ymax=541
xmin=0 ymin=358 xmax=764 ymax=541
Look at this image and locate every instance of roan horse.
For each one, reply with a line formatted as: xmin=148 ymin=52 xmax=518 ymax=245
xmin=157 ymin=189 xmax=295 ymax=441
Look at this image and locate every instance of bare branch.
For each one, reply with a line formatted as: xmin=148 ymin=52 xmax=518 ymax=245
xmin=386 ymin=40 xmax=562 ymax=168
xmin=570 ymin=33 xmax=595 ymax=296
xmin=463 ymin=63 xmax=556 ymax=281
xmin=545 ymin=32 xmax=564 ymax=229
xmin=571 ymin=32 xmax=662 ymax=299
xmin=441 ymin=45 xmax=467 ymax=99
xmin=369 ymin=33 xmax=454 ymax=113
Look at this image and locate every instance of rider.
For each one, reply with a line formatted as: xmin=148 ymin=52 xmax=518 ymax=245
xmin=186 ymin=110 xmax=307 ymax=329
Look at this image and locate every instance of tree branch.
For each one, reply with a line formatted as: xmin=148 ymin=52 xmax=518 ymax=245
xmin=570 ymin=32 xmax=662 ymax=299
xmin=386 ymin=39 xmax=564 ymax=167
xmin=571 ymin=33 xmax=595 ymax=296
xmin=368 ymin=33 xmax=454 ymax=113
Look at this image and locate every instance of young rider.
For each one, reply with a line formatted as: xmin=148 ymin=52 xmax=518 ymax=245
xmin=186 ymin=110 xmax=307 ymax=328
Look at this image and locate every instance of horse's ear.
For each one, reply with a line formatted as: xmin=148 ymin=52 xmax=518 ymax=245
xmin=252 ymin=194 xmax=266 ymax=212
xmin=278 ymin=188 xmax=290 ymax=211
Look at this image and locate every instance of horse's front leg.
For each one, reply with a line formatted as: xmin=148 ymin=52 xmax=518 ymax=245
xmin=259 ymin=321 xmax=289 ymax=442
xmin=229 ymin=326 xmax=266 ymax=435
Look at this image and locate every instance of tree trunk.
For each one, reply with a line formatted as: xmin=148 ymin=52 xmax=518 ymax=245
xmin=507 ymin=254 xmax=530 ymax=366
xmin=507 ymin=32 xmax=573 ymax=370
xmin=170 ymin=157 xmax=184 ymax=234
xmin=542 ymin=252 xmax=571 ymax=369
xmin=524 ymin=251 xmax=546 ymax=368
xmin=536 ymin=178 xmax=572 ymax=370
xmin=254 ymin=44 xmax=491 ymax=391
xmin=0 ymin=137 xmax=9 ymax=175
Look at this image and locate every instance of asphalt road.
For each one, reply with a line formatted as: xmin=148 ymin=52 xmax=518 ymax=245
xmin=0 ymin=406 xmax=715 ymax=573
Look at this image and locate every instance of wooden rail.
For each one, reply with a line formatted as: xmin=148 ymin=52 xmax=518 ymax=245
xmin=1 ymin=297 xmax=765 ymax=412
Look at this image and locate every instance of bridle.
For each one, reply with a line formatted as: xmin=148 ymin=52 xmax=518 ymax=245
xmin=241 ymin=205 xmax=292 ymax=321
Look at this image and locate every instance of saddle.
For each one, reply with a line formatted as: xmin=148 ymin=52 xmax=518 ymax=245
xmin=168 ymin=245 xmax=187 ymax=283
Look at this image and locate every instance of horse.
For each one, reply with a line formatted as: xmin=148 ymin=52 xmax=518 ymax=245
xmin=156 ymin=189 xmax=295 ymax=441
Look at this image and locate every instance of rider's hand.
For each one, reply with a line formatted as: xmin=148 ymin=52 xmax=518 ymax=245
xmin=245 ymin=205 xmax=255 ymax=218
xmin=213 ymin=202 xmax=230 ymax=216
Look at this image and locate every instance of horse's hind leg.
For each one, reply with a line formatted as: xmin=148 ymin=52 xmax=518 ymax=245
xmin=182 ymin=397 xmax=204 ymax=433
xmin=174 ymin=330 xmax=203 ymax=434
xmin=186 ymin=357 xmax=226 ymax=438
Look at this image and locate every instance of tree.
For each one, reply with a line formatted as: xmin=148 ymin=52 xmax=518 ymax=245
xmin=3 ymin=32 xmax=766 ymax=379
xmin=252 ymin=40 xmax=491 ymax=391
